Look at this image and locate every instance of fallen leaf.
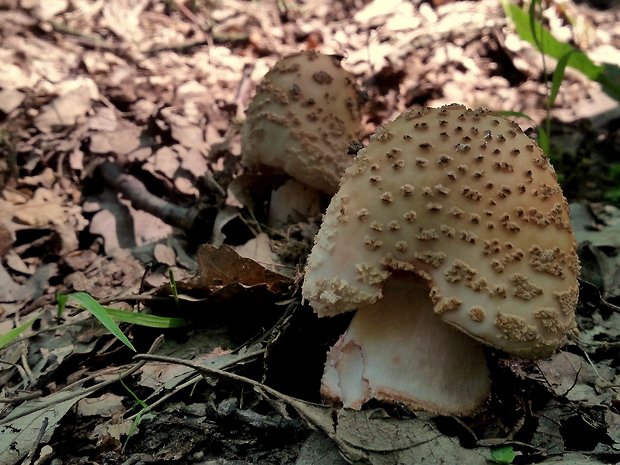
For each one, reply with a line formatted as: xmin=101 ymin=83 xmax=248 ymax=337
xmin=149 ymin=146 xmax=180 ymax=179
xmin=536 ymin=352 xmax=615 ymax=405
xmin=34 ymin=85 xmax=96 ymax=133
xmin=193 ymin=244 xmax=291 ymax=293
xmin=34 ymin=0 xmax=68 ymax=19
xmin=0 ymin=89 xmax=25 ymax=114
xmin=154 ymin=243 xmax=176 ymax=266
xmin=77 ymin=393 xmax=125 ymax=418
xmin=89 ymin=122 xmax=141 ymax=155
xmin=0 ymin=389 xmax=91 ymax=465
xmin=101 ymin=0 xmax=147 ymax=42
xmin=260 ymin=389 xmax=490 ymax=465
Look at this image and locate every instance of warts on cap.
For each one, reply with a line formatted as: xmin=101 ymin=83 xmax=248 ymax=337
xmin=241 ymin=51 xmax=362 ymax=195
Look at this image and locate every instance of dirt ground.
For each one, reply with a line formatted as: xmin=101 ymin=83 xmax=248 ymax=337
xmin=1 ymin=0 xmax=620 ymax=464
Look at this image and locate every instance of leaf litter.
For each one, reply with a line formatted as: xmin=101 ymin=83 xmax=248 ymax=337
xmin=1 ymin=0 xmax=620 ymax=464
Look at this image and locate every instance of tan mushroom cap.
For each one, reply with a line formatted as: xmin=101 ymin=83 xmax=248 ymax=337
xmin=303 ymin=104 xmax=579 ymax=359
xmin=241 ymin=51 xmax=362 ymax=195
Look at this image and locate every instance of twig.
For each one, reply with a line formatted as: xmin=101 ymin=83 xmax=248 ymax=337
xmin=132 ymin=352 xmax=336 ymax=438
xmin=134 ymin=353 xmax=271 ymax=393
xmin=126 ymin=348 xmax=266 ymax=421
xmin=143 ymin=38 xmax=212 ymax=55
xmin=45 ymin=20 xmax=135 ymax=63
xmin=171 ymin=0 xmax=202 ymax=26
xmin=578 ymin=278 xmax=620 ymax=313
xmin=0 ymin=337 xmax=163 ymax=425
xmin=99 ymin=161 xmax=200 ymax=231
xmin=0 ymin=361 xmax=146 ymax=425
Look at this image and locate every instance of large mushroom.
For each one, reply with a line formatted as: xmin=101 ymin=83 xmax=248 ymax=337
xmin=302 ymin=104 xmax=580 ymax=415
xmin=241 ymin=50 xmax=362 ymax=196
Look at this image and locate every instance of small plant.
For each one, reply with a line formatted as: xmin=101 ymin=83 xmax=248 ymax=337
xmin=501 ymin=0 xmax=620 ymax=157
xmin=502 ymin=0 xmax=620 ymax=103
xmin=57 ymin=291 xmax=189 ymax=351
xmin=501 ymin=0 xmax=620 ymax=199
xmin=120 ymin=379 xmax=152 ymax=452
xmin=58 ymin=292 xmax=137 ymax=351
xmin=491 ymin=446 xmax=517 ymax=464
xmin=0 ymin=314 xmax=40 ymax=349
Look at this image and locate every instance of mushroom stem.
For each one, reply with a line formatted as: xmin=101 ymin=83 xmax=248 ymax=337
xmin=321 ymin=276 xmax=491 ymax=415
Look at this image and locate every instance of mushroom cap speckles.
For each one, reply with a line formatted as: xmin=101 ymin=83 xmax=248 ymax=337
xmin=302 ymin=104 xmax=579 ymax=358
xmin=241 ymin=51 xmax=362 ymax=194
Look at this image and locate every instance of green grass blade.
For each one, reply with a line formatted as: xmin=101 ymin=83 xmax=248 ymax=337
xmin=103 ymin=307 xmax=188 ymax=328
xmin=56 ymin=292 xmax=68 ymax=317
xmin=64 ymin=292 xmax=136 ymax=352
xmin=168 ymin=268 xmax=179 ymax=307
xmin=528 ymin=0 xmax=542 ymax=53
xmin=537 ymin=125 xmax=551 ymax=154
xmin=0 ymin=314 xmax=40 ymax=349
xmin=549 ymin=50 xmax=574 ymax=107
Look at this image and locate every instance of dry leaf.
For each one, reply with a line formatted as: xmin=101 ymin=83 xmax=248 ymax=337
xmin=154 ymin=243 xmax=176 ymax=266
xmin=34 ymin=85 xmax=96 ymax=133
xmin=0 ymin=390 xmax=91 ymax=465
xmin=0 ymin=89 xmax=25 ymax=114
xmin=193 ymin=244 xmax=291 ymax=293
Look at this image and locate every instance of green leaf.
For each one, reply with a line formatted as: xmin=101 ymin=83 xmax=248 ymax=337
xmin=62 ymin=292 xmax=136 ymax=352
xmin=103 ymin=307 xmax=188 ymax=328
xmin=528 ymin=0 xmax=542 ymax=53
xmin=491 ymin=446 xmax=516 ymax=464
xmin=0 ymin=314 xmax=40 ymax=349
xmin=502 ymin=0 xmax=600 ymax=78
xmin=56 ymin=292 xmax=68 ymax=317
xmin=537 ymin=125 xmax=550 ymax=155
xmin=601 ymin=63 xmax=620 ymax=102
xmin=501 ymin=0 xmax=620 ymax=102
xmin=548 ymin=50 xmax=574 ymax=107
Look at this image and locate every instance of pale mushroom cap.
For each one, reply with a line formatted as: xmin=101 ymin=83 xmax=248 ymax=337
xmin=241 ymin=51 xmax=362 ymax=195
xmin=302 ymin=104 xmax=580 ymax=358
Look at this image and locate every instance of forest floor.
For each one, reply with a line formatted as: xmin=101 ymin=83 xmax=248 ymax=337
xmin=1 ymin=0 xmax=620 ymax=464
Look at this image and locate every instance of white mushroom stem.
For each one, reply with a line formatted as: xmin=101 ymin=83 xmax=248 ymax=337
xmin=320 ymin=276 xmax=491 ymax=415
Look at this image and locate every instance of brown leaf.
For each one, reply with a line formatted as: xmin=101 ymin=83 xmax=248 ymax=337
xmin=0 ymin=89 xmax=25 ymax=114
xmin=192 ymin=244 xmax=292 ymax=294
xmin=34 ymin=84 xmax=96 ymax=133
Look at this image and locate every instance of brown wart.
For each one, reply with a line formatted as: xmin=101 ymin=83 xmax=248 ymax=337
xmin=554 ymin=285 xmax=579 ymax=316
xmin=444 ymin=259 xmax=478 ymax=283
xmin=468 ymin=306 xmax=486 ymax=322
xmin=510 ymin=273 xmax=544 ymax=300
xmin=534 ymin=308 xmax=564 ymax=333
xmin=435 ymin=297 xmax=463 ymax=314
xmin=414 ymin=250 xmax=447 ymax=267
xmin=495 ymin=313 xmax=539 ymax=342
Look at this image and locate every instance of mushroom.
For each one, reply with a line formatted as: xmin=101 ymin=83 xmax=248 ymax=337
xmin=241 ymin=50 xmax=362 ymax=196
xmin=302 ymin=104 xmax=580 ymax=415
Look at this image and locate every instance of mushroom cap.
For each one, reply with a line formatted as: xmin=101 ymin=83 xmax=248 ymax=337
xmin=302 ymin=104 xmax=580 ymax=359
xmin=241 ymin=51 xmax=362 ymax=195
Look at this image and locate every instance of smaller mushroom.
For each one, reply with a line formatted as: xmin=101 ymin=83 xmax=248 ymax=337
xmin=303 ymin=104 xmax=580 ymax=415
xmin=241 ymin=50 xmax=362 ymax=196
